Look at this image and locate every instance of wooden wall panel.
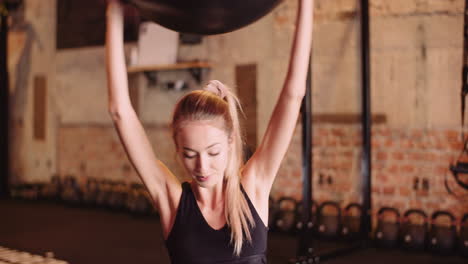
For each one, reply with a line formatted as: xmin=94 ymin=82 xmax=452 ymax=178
xmin=236 ymin=64 xmax=257 ymax=153
xmin=33 ymin=75 xmax=46 ymax=141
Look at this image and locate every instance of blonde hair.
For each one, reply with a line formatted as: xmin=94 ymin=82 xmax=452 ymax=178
xmin=171 ymin=81 xmax=255 ymax=256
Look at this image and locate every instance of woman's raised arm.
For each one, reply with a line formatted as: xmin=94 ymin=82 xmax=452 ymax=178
xmin=244 ymin=0 xmax=313 ymax=191
xmin=105 ymin=0 xmax=181 ymax=236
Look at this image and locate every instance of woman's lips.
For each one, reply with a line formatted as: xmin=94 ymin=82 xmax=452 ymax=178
xmin=196 ymin=175 xmax=210 ymax=182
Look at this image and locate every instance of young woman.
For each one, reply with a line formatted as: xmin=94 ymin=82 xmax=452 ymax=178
xmin=106 ymin=0 xmax=313 ymax=263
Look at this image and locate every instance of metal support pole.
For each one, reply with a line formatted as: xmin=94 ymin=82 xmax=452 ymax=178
xmin=0 ymin=12 xmax=10 ymax=198
xmin=297 ymin=56 xmax=313 ymax=257
xmin=360 ymin=0 xmax=372 ymax=238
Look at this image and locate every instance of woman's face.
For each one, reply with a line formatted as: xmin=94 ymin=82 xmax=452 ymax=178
xmin=176 ymin=119 xmax=231 ymax=188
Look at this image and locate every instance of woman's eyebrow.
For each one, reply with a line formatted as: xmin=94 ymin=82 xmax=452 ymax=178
xmin=183 ymin=143 xmax=220 ymax=152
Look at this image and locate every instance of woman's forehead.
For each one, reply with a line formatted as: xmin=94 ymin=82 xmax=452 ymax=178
xmin=176 ymin=120 xmax=228 ymax=148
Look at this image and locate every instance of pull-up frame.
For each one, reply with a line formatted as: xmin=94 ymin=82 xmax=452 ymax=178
xmin=296 ymin=0 xmax=372 ymax=259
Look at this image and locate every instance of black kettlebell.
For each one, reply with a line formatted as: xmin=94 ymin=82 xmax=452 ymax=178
xmin=96 ymin=180 xmax=113 ymax=208
xmin=34 ymin=182 xmax=47 ymax=200
xmin=126 ymin=183 xmax=154 ymax=216
xmin=274 ymin=197 xmax=298 ymax=234
xmin=295 ymin=200 xmax=317 ymax=235
xmin=61 ymin=176 xmax=83 ymax=206
xmin=107 ymin=182 xmax=129 ymax=211
xmin=459 ymin=213 xmax=468 ymax=258
xmin=428 ymin=210 xmax=457 ymax=255
xmin=268 ymin=196 xmax=278 ymax=230
xmin=316 ymin=201 xmax=341 ymax=240
xmin=288 ymin=252 xmax=320 ymax=264
xmin=400 ymin=209 xmax=428 ymax=251
xmin=341 ymin=203 xmax=363 ymax=241
xmin=82 ymin=177 xmax=100 ymax=207
xmin=39 ymin=175 xmax=61 ymax=201
xmin=374 ymin=207 xmax=400 ymax=248
xmin=50 ymin=175 xmax=62 ymax=200
xmin=9 ymin=184 xmax=21 ymax=199
xmin=18 ymin=183 xmax=40 ymax=200
xmin=126 ymin=183 xmax=138 ymax=213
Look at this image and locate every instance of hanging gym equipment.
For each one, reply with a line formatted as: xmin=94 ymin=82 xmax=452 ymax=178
xmin=341 ymin=203 xmax=363 ymax=241
xmin=374 ymin=207 xmax=401 ymax=248
xmin=447 ymin=0 xmax=468 ymax=196
xmin=316 ymin=201 xmax=342 ymax=240
xmin=124 ymin=0 xmax=283 ymax=35
xmin=428 ymin=210 xmax=458 ymax=255
xmin=400 ymin=209 xmax=428 ymax=251
xmin=459 ymin=213 xmax=468 ymax=257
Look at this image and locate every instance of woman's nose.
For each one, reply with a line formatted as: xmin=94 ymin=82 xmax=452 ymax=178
xmin=196 ymin=155 xmax=208 ymax=172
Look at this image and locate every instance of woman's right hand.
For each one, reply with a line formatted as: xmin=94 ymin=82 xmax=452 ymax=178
xmin=106 ymin=0 xmax=124 ymax=25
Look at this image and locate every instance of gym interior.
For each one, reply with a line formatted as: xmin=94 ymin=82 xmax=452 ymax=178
xmin=1 ymin=0 xmax=468 ymax=263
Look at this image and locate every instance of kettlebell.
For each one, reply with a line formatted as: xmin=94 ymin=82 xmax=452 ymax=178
xmin=341 ymin=203 xmax=363 ymax=241
xmin=268 ymin=196 xmax=278 ymax=231
xmin=374 ymin=207 xmax=400 ymax=248
xmin=108 ymin=182 xmax=129 ymax=211
xmin=274 ymin=197 xmax=298 ymax=234
xmin=126 ymin=183 xmax=154 ymax=216
xmin=400 ymin=209 xmax=428 ymax=251
xmin=316 ymin=201 xmax=341 ymax=240
xmin=61 ymin=176 xmax=83 ymax=206
xmin=428 ymin=210 xmax=457 ymax=255
xmin=18 ymin=183 xmax=41 ymax=200
xmin=96 ymin=180 xmax=114 ymax=208
xmin=40 ymin=175 xmax=61 ymax=201
xmin=295 ymin=200 xmax=317 ymax=235
xmin=82 ymin=177 xmax=100 ymax=206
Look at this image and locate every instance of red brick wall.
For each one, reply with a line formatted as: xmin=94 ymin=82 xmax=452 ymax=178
xmin=273 ymin=123 xmax=467 ymax=219
xmin=57 ymin=125 xmax=186 ymax=185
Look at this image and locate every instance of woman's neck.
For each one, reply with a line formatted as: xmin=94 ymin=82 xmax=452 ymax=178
xmin=190 ymin=181 xmax=226 ymax=211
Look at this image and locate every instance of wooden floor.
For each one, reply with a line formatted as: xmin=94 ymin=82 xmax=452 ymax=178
xmin=1 ymin=199 xmax=466 ymax=264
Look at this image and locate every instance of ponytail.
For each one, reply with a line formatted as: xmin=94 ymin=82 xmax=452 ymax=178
xmin=222 ymin=85 xmax=256 ymax=256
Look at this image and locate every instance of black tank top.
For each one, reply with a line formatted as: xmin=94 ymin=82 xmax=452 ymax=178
xmin=165 ymin=182 xmax=268 ymax=264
